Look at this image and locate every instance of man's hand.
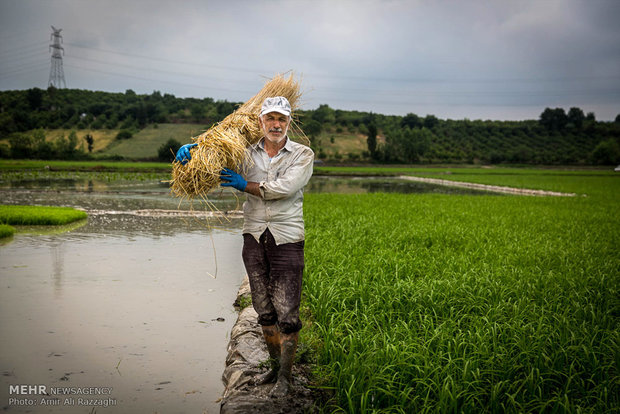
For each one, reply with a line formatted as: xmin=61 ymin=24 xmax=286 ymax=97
xmin=175 ymin=143 xmax=197 ymax=165
xmin=220 ymin=168 xmax=247 ymax=192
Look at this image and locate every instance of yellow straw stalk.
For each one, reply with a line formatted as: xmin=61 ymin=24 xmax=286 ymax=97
xmin=170 ymin=73 xmax=305 ymax=200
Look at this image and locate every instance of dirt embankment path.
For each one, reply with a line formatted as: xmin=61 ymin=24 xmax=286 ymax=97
xmin=220 ymin=277 xmax=318 ymax=413
xmin=399 ymin=175 xmax=577 ymax=197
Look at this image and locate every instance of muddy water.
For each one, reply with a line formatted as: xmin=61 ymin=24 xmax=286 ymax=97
xmin=0 ymin=178 xmax=245 ymax=413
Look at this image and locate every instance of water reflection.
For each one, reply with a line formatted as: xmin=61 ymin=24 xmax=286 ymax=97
xmin=82 ymin=213 xmax=243 ymax=238
xmin=1 ymin=173 xmax=500 ymax=208
xmin=51 ymin=239 xmax=64 ymax=296
xmin=0 ymin=176 xmax=246 ymax=413
xmin=0 ymin=185 xmax=241 ymax=213
xmin=0 ymin=225 xmax=244 ymax=414
xmin=306 ymin=176 xmax=501 ymax=195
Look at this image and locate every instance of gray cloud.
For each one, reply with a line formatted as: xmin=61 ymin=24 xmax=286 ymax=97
xmin=1 ymin=0 xmax=618 ymax=120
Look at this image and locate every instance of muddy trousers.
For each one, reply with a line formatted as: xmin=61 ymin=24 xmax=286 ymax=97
xmin=242 ymin=229 xmax=304 ymax=334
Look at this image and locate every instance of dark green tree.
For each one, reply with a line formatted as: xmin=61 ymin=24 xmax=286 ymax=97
xmin=54 ymin=131 xmax=80 ymax=159
xmin=8 ymin=132 xmax=33 ymax=158
xmin=191 ymin=104 xmax=206 ymax=123
xmin=312 ymin=104 xmax=335 ymax=124
xmin=135 ymin=103 xmax=148 ymax=127
xmin=84 ymin=134 xmax=94 ymax=152
xmin=125 ymin=89 xmax=138 ymax=103
xmin=367 ymin=123 xmax=377 ymax=159
xmin=31 ymin=129 xmax=52 ymax=159
xmin=0 ymin=142 xmax=10 ymax=158
xmin=158 ymin=138 xmax=182 ymax=162
xmin=0 ymin=112 xmax=17 ymax=137
xmin=26 ymin=88 xmax=44 ymax=111
xmin=304 ymin=120 xmax=322 ymax=138
xmin=401 ymin=113 xmax=421 ymax=129
xmin=567 ymin=107 xmax=585 ymax=128
xmin=116 ymin=130 xmax=133 ymax=140
xmin=215 ymin=101 xmax=235 ymax=120
xmin=424 ymin=114 xmax=439 ymax=129
xmin=540 ymin=108 xmax=568 ymax=130
xmin=591 ymin=139 xmax=620 ymax=165
xmin=382 ymin=127 xmax=432 ymax=163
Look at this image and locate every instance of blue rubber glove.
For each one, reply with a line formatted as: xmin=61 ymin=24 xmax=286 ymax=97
xmin=220 ymin=168 xmax=247 ymax=192
xmin=175 ymin=143 xmax=197 ymax=165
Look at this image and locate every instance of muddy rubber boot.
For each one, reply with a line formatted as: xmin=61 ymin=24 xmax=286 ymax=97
xmin=254 ymin=325 xmax=280 ymax=385
xmin=270 ymin=332 xmax=298 ymax=398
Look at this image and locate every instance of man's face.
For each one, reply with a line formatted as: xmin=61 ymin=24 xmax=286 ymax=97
xmin=260 ymin=112 xmax=290 ymax=144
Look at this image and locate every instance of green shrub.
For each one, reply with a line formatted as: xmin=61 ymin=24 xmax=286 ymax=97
xmin=157 ymin=138 xmax=182 ymax=162
xmin=591 ymin=138 xmax=620 ymax=165
xmin=0 ymin=142 xmax=10 ymax=158
xmin=116 ymin=130 xmax=133 ymax=140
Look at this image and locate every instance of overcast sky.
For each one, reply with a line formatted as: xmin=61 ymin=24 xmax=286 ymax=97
xmin=1 ymin=0 xmax=619 ymax=121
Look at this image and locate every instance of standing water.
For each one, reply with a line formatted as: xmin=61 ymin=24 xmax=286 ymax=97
xmin=0 ymin=174 xmax=246 ymax=413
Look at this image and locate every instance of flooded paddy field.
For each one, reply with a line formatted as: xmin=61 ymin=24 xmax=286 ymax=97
xmin=0 ymin=172 xmax=498 ymax=413
xmin=0 ymin=174 xmax=245 ymax=413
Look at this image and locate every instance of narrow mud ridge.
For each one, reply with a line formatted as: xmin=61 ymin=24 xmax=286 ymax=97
xmin=400 ymin=175 xmax=577 ymax=197
xmin=220 ymin=277 xmax=317 ymax=413
xmin=83 ymin=209 xmax=244 ymax=218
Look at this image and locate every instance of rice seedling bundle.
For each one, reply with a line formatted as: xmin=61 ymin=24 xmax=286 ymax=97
xmin=0 ymin=205 xmax=87 ymax=225
xmin=170 ymin=73 xmax=304 ymax=200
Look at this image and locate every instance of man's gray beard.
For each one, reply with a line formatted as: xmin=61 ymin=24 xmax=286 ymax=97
xmin=265 ymin=127 xmax=288 ymax=144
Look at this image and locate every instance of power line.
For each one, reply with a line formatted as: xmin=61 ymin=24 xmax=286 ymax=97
xmin=0 ymin=40 xmax=49 ymax=56
xmin=64 ymin=41 xmax=620 ymax=94
xmin=63 ymin=63 xmax=253 ymax=96
xmin=62 ymin=47 xmax=620 ymax=100
xmin=65 ymin=42 xmax=270 ymax=76
xmin=67 ymin=54 xmax=240 ymax=83
xmin=0 ymin=63 xmax=49 ymax=81
xmin=1 ymin=54 xmax=48 ymax=72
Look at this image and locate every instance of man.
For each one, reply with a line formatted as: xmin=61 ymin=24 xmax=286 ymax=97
xmin=176 ymin=96 xmax=314 ymax=397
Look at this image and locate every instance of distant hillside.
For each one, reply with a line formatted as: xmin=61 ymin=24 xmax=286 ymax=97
xmin=100 ymin=123 xmax=207 ymax=159
xmin=1 ymin=87 xmax=619 ymax=165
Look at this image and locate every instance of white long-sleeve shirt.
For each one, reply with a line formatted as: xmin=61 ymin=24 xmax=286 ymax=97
xmin=241 ymin=137 xmax=314 ymax=245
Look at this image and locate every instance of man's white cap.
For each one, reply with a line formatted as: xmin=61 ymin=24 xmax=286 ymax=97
xmin=260 ymin=96 xmax=291 ymax=117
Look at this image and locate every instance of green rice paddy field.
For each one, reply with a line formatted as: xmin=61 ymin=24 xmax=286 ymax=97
xmin=302 ymin=170 xmax=619 ymax=413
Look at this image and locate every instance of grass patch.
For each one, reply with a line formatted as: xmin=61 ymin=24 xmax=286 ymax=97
xmin=100 ymin=123 xmax=208 ymax=159
xmin=0 ymin=169 xmax=170 ymax=184
xmin=43 ymin=128 xmax=119 ymax=153
xmin=0 ymin=205 xmax=87 ymax=226
xmin=315 ymin=132 xmax=367 ymax=158
xmin=234 ymin=294 xmax=253 ymax=310
xmin=302 ymin=173 xmax=619 ymax=412
xmin=0 ymin=159 xmax=171 ymax=172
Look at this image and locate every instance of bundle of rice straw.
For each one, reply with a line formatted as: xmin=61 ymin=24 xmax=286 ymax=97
xmin=170 ymin=73 xmax=305 ymax=200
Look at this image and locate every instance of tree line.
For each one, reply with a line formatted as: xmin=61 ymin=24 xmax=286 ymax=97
xmin=303 ymin=105 xmax=620 ymax=165
xmin=1 ymin=87 xmax=619 ymax=165
xmin=0 ymin=86 xmax=237 ymax=135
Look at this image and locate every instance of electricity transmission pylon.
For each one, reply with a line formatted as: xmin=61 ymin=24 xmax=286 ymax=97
xmin=48 ymin=26 xmax=66 ymax=88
